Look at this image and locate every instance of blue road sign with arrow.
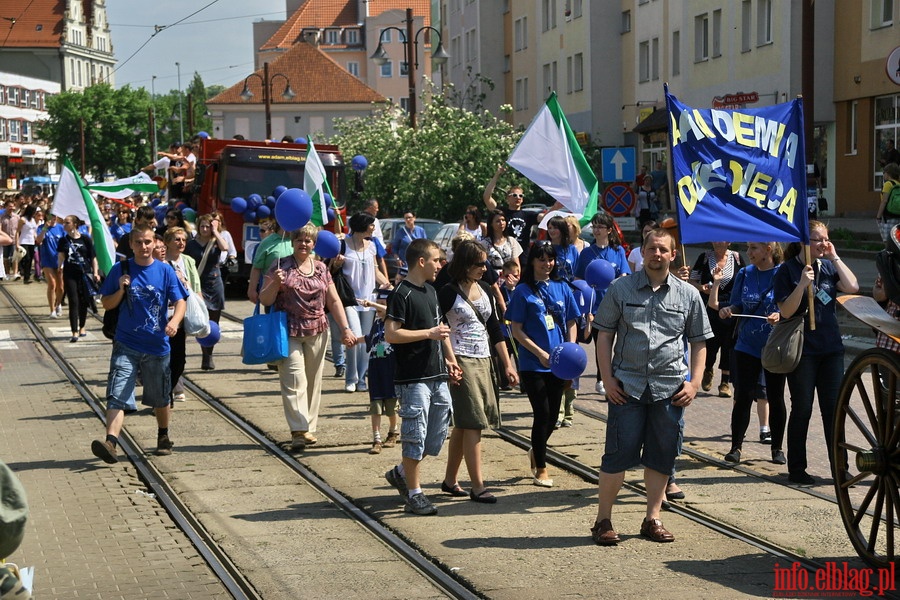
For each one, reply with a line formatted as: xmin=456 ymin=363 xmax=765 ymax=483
xmin=600 ymin=147 xmax=636 ymax=183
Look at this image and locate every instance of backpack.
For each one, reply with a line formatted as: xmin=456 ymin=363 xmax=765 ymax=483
xmin=887 ymin=182 xmax=900 ymax=216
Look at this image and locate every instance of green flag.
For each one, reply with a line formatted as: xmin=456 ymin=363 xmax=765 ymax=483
xmin=304 ymin=139 xmax=330 ymax=227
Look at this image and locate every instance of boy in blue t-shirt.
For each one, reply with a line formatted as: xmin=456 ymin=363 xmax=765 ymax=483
xmin=90 ymin=225 xmax=188 ymax=464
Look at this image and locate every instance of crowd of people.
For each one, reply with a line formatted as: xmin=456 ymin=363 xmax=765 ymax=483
xmin=2 ymin=153 xmax=883 ymax=546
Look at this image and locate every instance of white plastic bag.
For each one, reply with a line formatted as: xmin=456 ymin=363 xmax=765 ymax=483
xmin=183 ymin=292 xmax=211 ymax=337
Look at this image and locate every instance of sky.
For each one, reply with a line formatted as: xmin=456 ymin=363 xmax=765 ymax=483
xmin=104 ymin=1 xmax=287 ymax=94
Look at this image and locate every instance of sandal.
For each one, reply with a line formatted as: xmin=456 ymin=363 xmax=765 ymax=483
xmin=469 ymin=489 xmax=497 ymax=504
xmin=440 ymin=481 xmax=468 ymax=497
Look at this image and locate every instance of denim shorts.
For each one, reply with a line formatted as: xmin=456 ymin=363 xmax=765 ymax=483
xmin=106 ymin=342 xmax=171 ymax=410
xmin=600 ymin=386 xmax=684 ymax=475
xmin=396 ymin=380 xmax=452 ymax=461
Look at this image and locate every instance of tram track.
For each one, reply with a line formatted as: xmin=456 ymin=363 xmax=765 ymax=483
xmin=1 ymin=287 xmax=481 ymax=600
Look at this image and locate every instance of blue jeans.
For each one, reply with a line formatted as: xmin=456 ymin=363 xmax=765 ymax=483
xmin=106 ymin=342 xmax=171 ymax=410
xmin=785 ymin=352 xmax=843 ymax=475
xmin=344 ymin=307 xmax=375 ymax=387
xmin=396 ymin=380 xmax=452 ymax=461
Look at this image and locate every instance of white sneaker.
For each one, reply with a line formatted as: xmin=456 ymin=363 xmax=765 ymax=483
xmin=357 ymin=382 xmax=368 ymax=392
xmin=345 ymin=383 xmax=357 ymax=393
xmin=49 ymin=311 xmax=58 ymax=318
xmin=595 ymin=380 xmax=606 ymax=395
xmin=55 ymin=305 xmax=62 ymax=316
xmin=173 ymin=393 xmax=186 ymax=402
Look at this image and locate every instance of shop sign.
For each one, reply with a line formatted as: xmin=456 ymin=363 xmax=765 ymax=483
xmin=712 ymin=91 xmax=760 ymax=109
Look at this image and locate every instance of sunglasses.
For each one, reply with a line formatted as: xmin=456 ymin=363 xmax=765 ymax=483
xmin=259 ymin=227 xmax=271 ymax=233
xmin=507 ymin=193 xmax=524 ymax=198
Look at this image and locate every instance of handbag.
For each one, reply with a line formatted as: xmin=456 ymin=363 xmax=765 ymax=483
xmin=102 ymin=260 xmax=130 ymax=340
xmin=331 ymin=239 xmax=358 ymax=307
xmin=760 ymin=316 xmax=805 ymax=374
xmin=183 ymin=291 xmax=211 ymax=337
xmin=241 ymin=302 xmax=289 ymax=365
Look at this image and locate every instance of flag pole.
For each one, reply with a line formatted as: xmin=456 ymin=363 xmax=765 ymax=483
xmin=803 ymin=245 xmax=816 ymax=331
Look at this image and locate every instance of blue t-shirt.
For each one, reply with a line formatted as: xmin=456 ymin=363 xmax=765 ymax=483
xmin=99 ymin=259 xmax=189 ymax=356
xmin=505 ymin=279 xmax=579 ymax=372
xmin=391 ymin=225 xmax=426 ymax=265
xmin=554 ymin=243 xmax=580 ymax=281
xmin=372 ymin=236 xmax=387 ymax=258
xmin=109 ymin=222 xmax=132 ymax=241
xmin=729 ymin=264 xmax=779 ymax=358
xmin=38 ymin=223 xmax=66 ymax=268
xmin=773 ymin=256 xmax=843 ymax=355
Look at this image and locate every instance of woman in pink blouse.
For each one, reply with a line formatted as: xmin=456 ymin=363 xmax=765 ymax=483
xmin=260 ymin=224 xmax=356 ymax=451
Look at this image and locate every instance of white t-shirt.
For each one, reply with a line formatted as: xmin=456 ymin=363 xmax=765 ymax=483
xmin=445 ymin=291 xmax=491 ymax=358
xmin=627 ymin=246 xmax=644 ymax=271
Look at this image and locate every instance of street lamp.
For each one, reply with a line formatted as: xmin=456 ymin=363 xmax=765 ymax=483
xmin=240 ymin=62 xmax=296 ymax=140
xmin=175 ymin=62 xmax=184 ymax=142
xmin=370 ymin=7 xmax=449 ymax=128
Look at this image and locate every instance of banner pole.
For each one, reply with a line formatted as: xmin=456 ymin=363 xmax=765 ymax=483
xmin=804 ymin=244 xmax=816 ymax=331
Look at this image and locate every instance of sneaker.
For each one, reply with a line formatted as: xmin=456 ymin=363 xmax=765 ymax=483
xmin=595 ymin=380 xmax=606 ymax=395
xmin=345 ymin=383 xmax=357 ymax=393
xmin=91 ymin=439 xmax=118 ymax=464
xmin=49 ymin=311 xmax=58 ymax=318
xmin=385 ymin=466 xmax=408 ymax=498
xmin=383 ymin=431 xmax=399 ymax=448
xmin=772 ymin=450 xmax=786 ymax=465
xmin=56 ymin=304 xmax=62 ymax=315
xmin=718 ymin=382 xmax=732 ymax=397
xmin=789 ymin=471 xmax=815 ymax=485
xmin=554 ymin=420 xmax=561 ymax=430
xmin=155 ymin=435 xmax=173 ymax=456
xmin=369 ymin=441 xmax=382 ymax=454
xmin=356 ymin=382 xmax=368 ymax=392
xmin=561 ymin=419 xmax=573 ymax=428
xmin=724 ymin=448 xmax=742 ymax=464
xmin=173 ymin=393 xmax=186 ymax=402
xmin=404 ymin=492 xmax=437 ymax=515
xmin=12 ymin=274 xmax=20 ymax=280
xmin=759 ymin=430 xmax=772 ymax=444
xmin=334 ymin=365 xmax=346 ymax=378
xmin=701 ymin=368 xmax=714 ymax=391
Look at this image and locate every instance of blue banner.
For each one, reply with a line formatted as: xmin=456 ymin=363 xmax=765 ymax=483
xmin=666 ymin=91 xmax=810 ymax=244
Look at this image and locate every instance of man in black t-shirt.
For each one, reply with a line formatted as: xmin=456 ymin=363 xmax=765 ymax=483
xmin=484 ymin=165 xmax=538 ymax=253
xmin=383 ymin=238 xmax=461 ymax=516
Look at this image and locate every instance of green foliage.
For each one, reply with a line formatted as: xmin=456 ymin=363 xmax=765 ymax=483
xmin=332 ymin=88 xmax=525 ymax=221
xmin=37 ymin=83 xmax=151 ymax=179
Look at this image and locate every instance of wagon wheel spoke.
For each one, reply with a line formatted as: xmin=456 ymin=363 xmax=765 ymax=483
xmin=845 ymin=404 xmax=880 ymax=449
xmin=853 ymin=483 xmax=879 ymax=529
xmin=866 ymin=479 xmax=886 ymax=553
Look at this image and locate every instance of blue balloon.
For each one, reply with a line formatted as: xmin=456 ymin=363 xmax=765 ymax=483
xmin=265 ymin=195 xmax=277 ymax=209
xmin=256 ymin=205 xmax=271 ymax=218
xmin=150 ymin=197 xmax=160 ymax=207
xmin=585 ymin=259 xmax=616 ymax=291
xmin=324 ymin=192 xmax=333 ymax=207
xmin=570 ymin=279 xmax=594 ymax=316
xmin=549 ymin=342 xmax=587 ymax=380
xmin=314 ymin=229 xmax=341 ymax=259
xmin=273 ymin=185 xmax=288 ymax=199
xmin=247 ymin=193 xmax=262 ymax=210
xmin=197 ymin=321 xmax=220 ymax=347
xmin=197 ymin=131 xmax=209 ymax=139
xmin=294 ymin=137 xmax=307 ymax=145
xmin=230 ymin=197 xmax=248 ymax=214
xmin=351 ymin=155 xmax=368 ymax=171
xmin=274 ymin=188 xmax=312 ymax=232
xmin=326 ymin=208 xmax=336 ymax=222
xmin=244 ymin=210 xmax=257 ymax=223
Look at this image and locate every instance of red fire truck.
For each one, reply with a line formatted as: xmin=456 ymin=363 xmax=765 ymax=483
xmin=193 ymin=138 xmax=350 ymax=280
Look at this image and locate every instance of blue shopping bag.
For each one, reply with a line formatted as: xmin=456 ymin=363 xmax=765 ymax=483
xmin=242 ymin=303 xmax=289 ymax=365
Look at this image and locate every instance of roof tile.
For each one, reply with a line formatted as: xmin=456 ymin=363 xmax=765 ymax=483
xmin=0 ymin=0 xmax=64 ymax=48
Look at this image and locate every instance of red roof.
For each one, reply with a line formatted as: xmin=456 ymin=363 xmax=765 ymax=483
xmin=260 ymin=0 xmax=431 ymax=51
xmin=208 ymin=41 xmax=384 ymax=105
xmin=0 ymin=0 xmax=64 ymax=48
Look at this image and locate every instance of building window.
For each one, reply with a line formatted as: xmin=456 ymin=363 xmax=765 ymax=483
xmin=400 ymin=97 xmax=409 ymax=112
xmin=0 ymin=86 xmax=4 ymax=104
xmin=8 ymin=120 xmax=19 ymax=142
xmin=875 ymin=93 xmax=900 ymax=187
xmin=757 ymin=0 xmax=773 ymax=45
xmin=847 ymin=100 xmax=858 ymax=155
xmin=327 ymin=29 xmax=339 ymax=44
xmin=542 ymin=0 xmax=557 ymax=32
xmin=621 ymin=10 xmax=631 ymax=33
xmin=400 ymin=61 xmax=409 ymax=76
xmin=451 ymin=36 xmax=461 ymax=66
xmin=566 ymin=56 xmax=572 ymax=93
xmin=542 ymin=61 xmax=557 ymax=94
xmin=639 ymin=41 xmax=650 ymax=82
xmin=346 ymin=29 xmax=359 ymax=45
xmin=573 ymin=0 xmax=582 ymax=18
xmin=515 ymin=77 xmax=528 ymax=111
xmin=465 ymin=28 xmax=478 ymax=63
xmin=712 ymin=9 xmax=722 ymax=57
xmin=514 ymin=17 xmax=527 ymax=51
xmin=380 ymin=29 xmax=391 ymax=43
xmin=741 ymin=0 xmax=752 ymax=52
xmin=21 ymin=121 xmax=30 ymax=143
xmin=651 ymin=37 xmax=659 ymax=80
xmin=694 ymin=14 xmax=709 ymax=61
xmin=380 ymin=61 xmax=393 ymax=78
xmin=573 ymin=53 xmax=583 ymax=92
xmin=347 ymin=61 xmax=360 ymax=77
xmin=0 ymin=118 xmax=5 ymax=141
xmin=871 ymin=0 xmax=894 ymax=28
xmin=7 ymin=87 xmax=18 ymax=105
xmin=672 ymin=30 xmax=681 ymax=76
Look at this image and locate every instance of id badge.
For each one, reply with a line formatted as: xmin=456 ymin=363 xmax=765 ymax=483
xmin=544 ymin=314 xmax=555 ymax=330
xmin=815 ymin=288 xmax=832 ymax=305
xmin=375 ymin=342 xmax=386 ymax=358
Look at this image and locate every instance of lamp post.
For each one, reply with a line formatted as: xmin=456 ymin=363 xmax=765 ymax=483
xmin=370 ymin=7 xmax=449 ymax=128
xmin=175 ymin=62 xmax=184 ymax=142
xmin=240 ymin=62 xmax=296 ymax=140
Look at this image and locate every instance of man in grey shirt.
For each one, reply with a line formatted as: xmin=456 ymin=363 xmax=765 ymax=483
xmin=590 ymin=228 xmax=712 ymax=545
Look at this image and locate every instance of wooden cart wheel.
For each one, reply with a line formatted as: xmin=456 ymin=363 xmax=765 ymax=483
xmin=832 ymin=348 xmax=900 ymax=568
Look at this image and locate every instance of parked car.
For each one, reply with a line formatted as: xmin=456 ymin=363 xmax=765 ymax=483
xmin=432 ymin=222 xmax=461 ymax=260
xmin=380 ymin=217 xmax=444 ymax=279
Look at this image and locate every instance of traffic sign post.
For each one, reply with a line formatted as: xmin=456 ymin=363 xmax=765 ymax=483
xmin=601 ymin=147 xmax=636 ymax=183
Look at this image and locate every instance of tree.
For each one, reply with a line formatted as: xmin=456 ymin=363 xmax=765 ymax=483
xmin=37 ymin=84 xmax=151 ymax=179
xmin=332 ymin=87 xmax=524 ymax=221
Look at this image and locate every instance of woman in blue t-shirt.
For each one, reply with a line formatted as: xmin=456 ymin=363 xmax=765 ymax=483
xmin=714 ymin=242 xmax=787 ymax=466
xmin=506 ymin=242 xmax=579 ymax=488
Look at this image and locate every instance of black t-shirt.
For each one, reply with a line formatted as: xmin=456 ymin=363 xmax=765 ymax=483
xmin=503 ymin=208 xmax=537 ymax=252
xmin=386 ymin=279 xmax=446 ymax=383
xmin=58 ymin=234 xmax=95 ymax=279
